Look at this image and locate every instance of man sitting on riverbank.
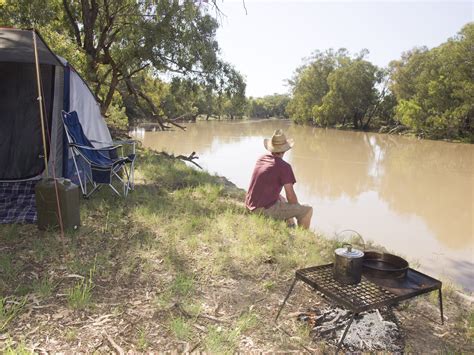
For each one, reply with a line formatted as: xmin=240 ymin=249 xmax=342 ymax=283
xmin=245 ymin=129 xmax=313 ymax=229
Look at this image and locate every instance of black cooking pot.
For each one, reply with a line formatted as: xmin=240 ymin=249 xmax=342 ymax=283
xmin=363 ymin=251 xmax=409 ymax=279
xmin=333 ymin=243 xmax=364 ymax=285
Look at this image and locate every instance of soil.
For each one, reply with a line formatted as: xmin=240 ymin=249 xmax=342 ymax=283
xmin=1 ymin=252 xmax=472 ymax=353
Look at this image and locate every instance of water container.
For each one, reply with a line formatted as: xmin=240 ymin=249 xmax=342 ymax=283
xmin=35 ymin=178 xmax=80 ymax=230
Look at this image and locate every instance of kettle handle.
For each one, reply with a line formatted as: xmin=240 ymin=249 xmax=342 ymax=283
xmin=336 ymin=229 xmax=366 ymax=251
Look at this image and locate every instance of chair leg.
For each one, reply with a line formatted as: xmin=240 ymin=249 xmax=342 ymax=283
xmin=86 ymin=183 xmax=101 ymax=198
xmin=123 ymin=165 xmax=131 ymax=195
xmin=71 ymin=153 xmax=86 ymax=196
xmin=130 ymin=160 xmax=135 ymax=190
xmin=108 ymin=184 xmax=121 ymax=196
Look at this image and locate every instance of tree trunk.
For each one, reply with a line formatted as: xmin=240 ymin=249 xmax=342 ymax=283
xmin=100 ymin=69 xmax=119 ymax=115
xmin=352 ymin=113 xmax=359 ymax=129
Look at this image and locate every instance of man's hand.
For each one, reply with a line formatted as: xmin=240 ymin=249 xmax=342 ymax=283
xmin=283 ymin=183 xmax=298 ymax=204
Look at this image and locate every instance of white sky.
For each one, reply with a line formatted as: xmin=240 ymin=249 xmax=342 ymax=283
xmin=215 ymin=0 xmax=473 ymax=97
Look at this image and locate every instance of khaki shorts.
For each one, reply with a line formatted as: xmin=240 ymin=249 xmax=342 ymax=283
xmin=255 ymin=200 xmax=312 ymax=221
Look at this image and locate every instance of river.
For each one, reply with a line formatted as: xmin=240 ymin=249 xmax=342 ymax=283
xmin=131 ymin=119 xmax=474 ymax=291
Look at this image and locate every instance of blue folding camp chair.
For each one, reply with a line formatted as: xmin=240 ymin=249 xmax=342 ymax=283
xmin=61 ymin=110 xmax=136 ymax=198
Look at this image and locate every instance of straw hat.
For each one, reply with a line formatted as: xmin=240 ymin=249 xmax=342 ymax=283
xmin=264 ymin=129 xmax=294 ymax=153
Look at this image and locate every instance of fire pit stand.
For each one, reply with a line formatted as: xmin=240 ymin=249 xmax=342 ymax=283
xmin=275 ymin=263 xmax=443 ymax=350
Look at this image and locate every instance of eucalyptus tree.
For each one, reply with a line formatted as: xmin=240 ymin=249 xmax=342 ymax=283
xmin=0 ymin=0 xmax=238 ymax=129
xmin=389 ymin=23 xmax=474 ymax=140
xmin=286 ymin=49 xmax=350 ymax=123
xmin=221 ymin=68 xmax=247 ymax=119
xmin=247 ymin=94 xmax=290 ymax=118
xmin=287 ymin=49 xmax=384 ymax=129
xmin=314 ymin=58 xmax=382 ymax=129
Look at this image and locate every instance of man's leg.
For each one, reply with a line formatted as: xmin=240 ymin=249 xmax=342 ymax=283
xmin=296 ymin=206 xmax=313 ymax=229
xmin=264 ymin=201 xmax=313 ymax=230
xmin=279 ymin=195 xmax=296 ymax=227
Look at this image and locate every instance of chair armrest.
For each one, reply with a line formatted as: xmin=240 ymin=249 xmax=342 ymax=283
xmin=112 ymin=140 xmax=136 ymax=153
xmin=111 ymin=139 xmax=136 ymax=145
xmin=89 ymin=139 xmax=136 ymax=154
xmin=70 ymin=143 xmax=123 ymax=151
xmin=90 ymin=139 xmax=136 ymax=146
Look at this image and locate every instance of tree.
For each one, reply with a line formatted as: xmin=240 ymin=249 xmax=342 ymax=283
xmin=287 ymin=49 xmax=382 ymax=129
xmin=389 ymin=23 xmax=474 ymax=140
xmin=219 ymin=68 xmax=247 ymax=119
xmin=313 ymin=59 xmax=381 ymax=129
xmin=247 ymin=94 xmax=290 ymax=119
xmin=286 ymin=49 xmax=351 ymax=124
xmin=0 ymin=0 xmax=239 ymax=129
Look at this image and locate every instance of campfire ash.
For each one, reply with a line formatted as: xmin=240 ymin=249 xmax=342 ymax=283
xmin=298 ymin=307 xmax=403 ymax=351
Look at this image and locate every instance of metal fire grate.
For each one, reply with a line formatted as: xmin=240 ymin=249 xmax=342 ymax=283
xmin=275 ymin=263 xmax=443 ymax=350
xmin=296 ymin=264 xmax=397 ymax=313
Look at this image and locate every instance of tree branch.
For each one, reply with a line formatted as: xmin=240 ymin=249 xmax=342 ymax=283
xmin=124 ymin=77 xmax=166 ymax=131
xmin=62 ymin=0 xmax=82 ymax=47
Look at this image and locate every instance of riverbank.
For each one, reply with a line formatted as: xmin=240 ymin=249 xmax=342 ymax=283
xmin=0 ymin=149 xmax=472 ymax=352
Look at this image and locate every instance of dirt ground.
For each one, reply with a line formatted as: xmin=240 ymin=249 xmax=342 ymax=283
xmin=1 ymin=250 xmax=472 ymax=353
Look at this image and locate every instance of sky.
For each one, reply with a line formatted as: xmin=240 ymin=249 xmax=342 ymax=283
xmin=214 ymin=0 xmax=473 ymax=97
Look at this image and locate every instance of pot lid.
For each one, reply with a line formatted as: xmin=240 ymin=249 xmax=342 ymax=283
xmin=335 ymin=244 xmax=364 ymax=258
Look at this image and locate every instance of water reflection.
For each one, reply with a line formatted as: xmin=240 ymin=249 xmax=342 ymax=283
xmin=131 ymin=120 xmax=474 ymax=290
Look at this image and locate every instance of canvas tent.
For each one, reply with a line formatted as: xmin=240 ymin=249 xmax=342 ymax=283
xmin=0 ymin=28 xmax=113 ymax=222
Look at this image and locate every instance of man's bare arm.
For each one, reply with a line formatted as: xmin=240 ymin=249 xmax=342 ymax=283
xmin=284 ymin=183 xmax=298 ymax=204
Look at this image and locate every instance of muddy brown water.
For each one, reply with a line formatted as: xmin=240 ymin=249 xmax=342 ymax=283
xmin=131 ymin=119 xmax=474 ymax=291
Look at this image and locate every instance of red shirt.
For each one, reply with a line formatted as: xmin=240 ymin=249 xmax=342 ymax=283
xmin=246 ymin=154 xmax=296 ymax=210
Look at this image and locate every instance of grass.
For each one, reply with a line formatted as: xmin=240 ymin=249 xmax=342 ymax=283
xmin=0 ymin=255 xmax=16 ymax=281
xmin=66 ymin=266 xmax=95 ymax=310
xmin=262 ymin=280 xmax=276 ymax=291
xmin=169 ymin=317 xmax=192 ymax=340
xmin=0 ymin=149 xmax=472 ymax=352
xmin=2 ymin=338 xmax=31 ymax=355
xmin=235 ymin=311 xmax=259 ymax=333
xmin=468 ymin=310 xmax=474 ymax=339
xmin=204 ymin=325 xmax=240 ymax=354
xmin=154 ymin=273 xmax=196 ymax=310
xmin=65 ymin=328 xmax=78 ymax=342
xmin=136 ymin=327 xmax=149 ymax=350
xmin=0 ymin=297 xmax=27 ymax=332
xmin=171 ymin=273 xmax=195 ymax=297
xmin=32 ymin=277 xmax=56 ymax=299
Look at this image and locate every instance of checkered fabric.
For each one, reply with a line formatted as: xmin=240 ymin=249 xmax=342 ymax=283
xmin=0 ymin=180 xmax=38 ymax=224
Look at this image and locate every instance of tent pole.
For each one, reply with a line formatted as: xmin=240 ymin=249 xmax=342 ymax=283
xmin=32 ymin=29 xmax=49 ymax=177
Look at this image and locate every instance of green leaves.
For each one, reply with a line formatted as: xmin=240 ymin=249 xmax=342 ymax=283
xmin=287 ymin=49 xmax=381 ymax=129
xmin=390 ymin=23 xmax=474 ymax=140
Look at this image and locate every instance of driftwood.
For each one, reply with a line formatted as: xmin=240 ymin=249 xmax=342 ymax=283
xmin=159 ymin=151 xmax=203 ymax=170
xmin=388 ymin=125 xmax=408 ymax=135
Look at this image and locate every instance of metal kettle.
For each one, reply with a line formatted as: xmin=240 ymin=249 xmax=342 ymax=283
xmin=333 ymin=243 xmax=364 ymax=285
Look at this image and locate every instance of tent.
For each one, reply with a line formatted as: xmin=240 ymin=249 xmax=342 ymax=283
xmin=0 ymin=28 xmax=113 ymax=222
